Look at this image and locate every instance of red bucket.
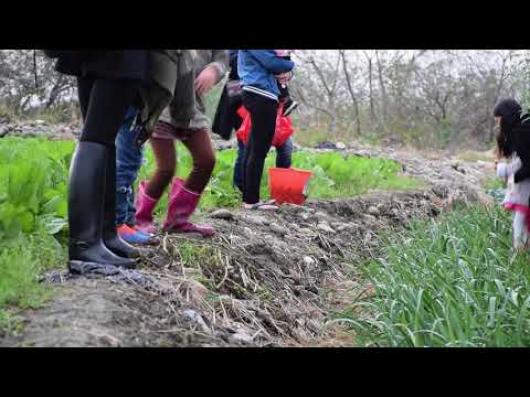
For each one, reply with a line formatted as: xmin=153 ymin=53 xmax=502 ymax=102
xmin=268 ymin=167 xmax=313 ymax=205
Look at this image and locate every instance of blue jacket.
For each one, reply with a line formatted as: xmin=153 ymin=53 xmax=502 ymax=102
xmin=238 ymin=50 xmax=294 ymax=101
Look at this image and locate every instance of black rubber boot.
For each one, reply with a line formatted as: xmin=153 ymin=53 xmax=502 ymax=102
xmin=67 ymin=141 xmax=137 ymax=272
xmin=102 ymin=145 xmax=141 ymax=258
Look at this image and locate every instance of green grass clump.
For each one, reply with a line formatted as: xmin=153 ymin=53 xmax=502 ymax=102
xmin=345 ymin=205 xmax=530 ymax=347
xmin=0 ymin=231 xmax=67 ymax=326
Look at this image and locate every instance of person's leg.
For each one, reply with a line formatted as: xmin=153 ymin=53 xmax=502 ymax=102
xmin=125 ymin=191 xmax=137 ymax=226
xmin=275 ymin=138 xmax=293 ymax=168
xmin=114 ymin=105 xmax=161 ymax=244
xmin=82 ymin=79 xmax=143 ymax=258
xmin=103 ymin=141 xmax=142 ymax=257
xmin=163 ymin=129 xmax=216 ymax=237
xmin=233 ymin=139 xmax=245 ymax=192
xmin=114 ymin=107 xmax=158 ymax=245
xmin=115 ymin=107 xmax=141 ymax=226
xmin=118 ymin=181 xmax=160 ymax=244
xmin=68 ymin=77 xmax=140 ymax=271
xmin=134 ymin=134 xmax=176 ymax=234
xmin=80 ymin=78 xmax=138 ymax=146
xmin=145 ymin=137 xmax=176 ymax=200
xmin=513 ymin=211 xmax=526 ymax=250
xmin=242 ymin=92 xmax=277 ymax=206
xmin=180 ymin=129 xmax=216 ymax=194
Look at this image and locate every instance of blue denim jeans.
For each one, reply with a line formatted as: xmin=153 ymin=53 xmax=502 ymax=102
xmin=233 ymin=138 xmax=293 ymax=192
xmin=115 ymin=107 xmax=144 ymax=225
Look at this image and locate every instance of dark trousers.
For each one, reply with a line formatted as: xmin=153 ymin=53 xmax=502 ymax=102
xmin=77 ymin=76 xmax=139 ymax=146
xmin=241 ymin=91 xmax=278 ymax=204
xmin=234 ymin=138 xmax=293 ymax=192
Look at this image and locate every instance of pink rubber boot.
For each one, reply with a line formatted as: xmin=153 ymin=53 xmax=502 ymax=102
xmin=134 ymin=180 xmax=160 ymax=235
xmin=163 ymin=179 xmax=215 ymax=237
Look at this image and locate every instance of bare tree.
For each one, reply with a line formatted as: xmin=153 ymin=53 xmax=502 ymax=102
xmin=292 ymin=50 xmax=343 ymax=133
xmin=339 ymin=50 xmax=361 ymax=135
xmin=0 ymin=49 xmax=528 ymax=150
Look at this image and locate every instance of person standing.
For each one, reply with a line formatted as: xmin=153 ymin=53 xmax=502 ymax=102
xmin=237 ymin=50 xmax=294 ymax=210
xmin=135 ymin=50 xmax=229 ymax=237
xmin=46 ymin=50 xmax=178 ymax=271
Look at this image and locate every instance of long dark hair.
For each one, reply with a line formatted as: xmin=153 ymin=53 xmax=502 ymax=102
xmin=493 ymin=98 xmax=522 ymax=158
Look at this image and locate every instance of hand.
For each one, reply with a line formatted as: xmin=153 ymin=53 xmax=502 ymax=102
xmin=195 ymin=65 xmax=218 ymax=96
xmin=276 ymin=72 xmax=291 ymax=85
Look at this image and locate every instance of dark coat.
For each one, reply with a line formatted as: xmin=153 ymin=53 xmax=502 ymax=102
xmin=211 ymin=50 xmax=242 ymax=140
xmin=45 ymin=50 xmax=179 ymax=138
xmin=211 ymin=84 xmax=243 ymax=140
xmin=47 ymin=51 xmax=149 ymax=81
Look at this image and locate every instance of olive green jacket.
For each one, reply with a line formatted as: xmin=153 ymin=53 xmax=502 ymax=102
xmin=159 ymin=50 xmax=229 ymax=130
xmin=138 ymin=50 xmax=180 ymax=135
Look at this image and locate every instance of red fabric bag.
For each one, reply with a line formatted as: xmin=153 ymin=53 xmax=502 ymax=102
xmin=236 ymin=104 xmax=294 ymax=147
